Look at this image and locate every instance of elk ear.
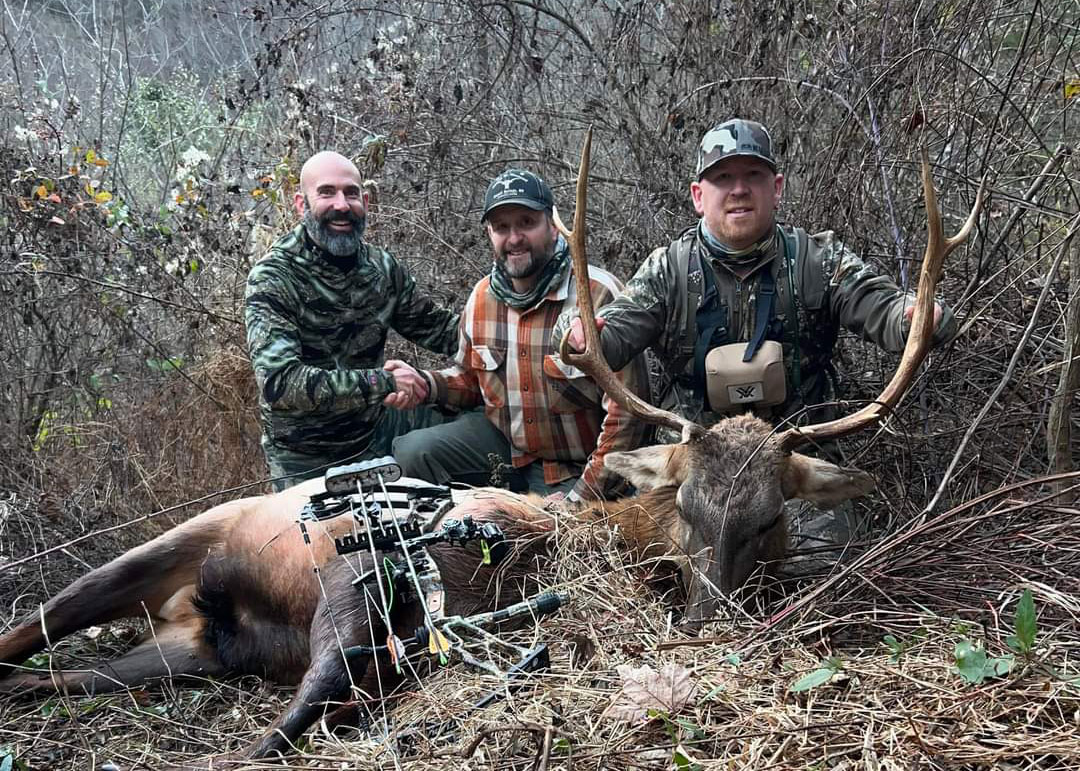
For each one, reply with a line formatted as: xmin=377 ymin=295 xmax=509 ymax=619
xmin=780 ymin=453 xmax=876 ymax=506
xmin=605 ymin=443 xmax=690 ymax=490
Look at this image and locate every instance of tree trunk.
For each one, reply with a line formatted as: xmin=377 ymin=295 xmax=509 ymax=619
xmin=1048 ymin=226 xmax=1080 ymax=498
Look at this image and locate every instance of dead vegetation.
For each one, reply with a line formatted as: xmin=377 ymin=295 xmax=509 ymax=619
xmin=0 ymin=0 xmax=1078 ymax=767
xmin=2 ymin=480 xmax=1079 ymax=769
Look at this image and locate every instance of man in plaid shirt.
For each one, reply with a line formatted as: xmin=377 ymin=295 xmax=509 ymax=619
xmin=388 ymin=169 xmax=651 ymax=502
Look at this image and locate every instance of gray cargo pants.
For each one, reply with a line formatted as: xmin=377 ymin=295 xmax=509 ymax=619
xmin=392 ymin=410 xmax=578 ymax=496
xmin=264 ymin=405 xmax=450 ymax=492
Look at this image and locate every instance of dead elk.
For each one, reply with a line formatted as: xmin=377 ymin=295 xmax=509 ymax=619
xmin=0 ymin=480 xmax=558 ymax=765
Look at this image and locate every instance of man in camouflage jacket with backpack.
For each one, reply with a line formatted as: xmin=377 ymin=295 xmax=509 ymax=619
xmin=562 ymin=119 xmax=957 ymax=571
xmin=245 ymin=151 xmax=459 ymax=491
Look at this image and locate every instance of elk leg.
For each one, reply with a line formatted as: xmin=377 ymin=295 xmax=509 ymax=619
xmin=0 ymin=502 xmax=243 ymax=677
xmin=242 ymin=559 xmax=399 ymax=760
xmin=0 ymin=616 xmax=222 ymax=695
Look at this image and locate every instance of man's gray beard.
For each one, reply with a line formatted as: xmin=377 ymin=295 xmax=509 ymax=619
xmin=304 ymin=208 xmax=366 ymax=257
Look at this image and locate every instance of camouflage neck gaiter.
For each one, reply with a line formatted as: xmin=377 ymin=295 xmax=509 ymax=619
xmin=488 ymin=235 xmax=571 ymax=310
xmin=699 ymin=222 xmax=779 ymax=276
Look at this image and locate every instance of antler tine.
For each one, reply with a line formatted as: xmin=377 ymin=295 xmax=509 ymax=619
xmin=555 ymin=128 xmax=701 ymax=443
xmin=777 ymin=146 xmax=987 ymax=454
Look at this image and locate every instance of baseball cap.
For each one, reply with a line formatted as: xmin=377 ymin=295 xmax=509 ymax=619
xmin=481 ymin=168 xmax=554 ymax=221
xmin=695 ymin=119 xmax=777 ymax=179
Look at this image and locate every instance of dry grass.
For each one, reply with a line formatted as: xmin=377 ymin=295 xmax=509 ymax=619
xmin=2 ymin=476 xmax=1079 ymax=771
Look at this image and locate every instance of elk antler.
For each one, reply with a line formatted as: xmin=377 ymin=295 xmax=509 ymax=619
xmin=776 ymin=146 xmax=987 ymax=453
xmin=555 ymin=127 xmax=703 ymax=443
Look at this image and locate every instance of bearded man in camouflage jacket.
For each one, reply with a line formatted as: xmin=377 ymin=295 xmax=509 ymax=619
xmin=245 ymin=151 xmax=459 ymax=491
xmin=562 ymin=119 xmax=957 ymax=571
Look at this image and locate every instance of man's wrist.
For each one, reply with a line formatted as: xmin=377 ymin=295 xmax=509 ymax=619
xmin=420 ymin=370 xmax=437 ymax=404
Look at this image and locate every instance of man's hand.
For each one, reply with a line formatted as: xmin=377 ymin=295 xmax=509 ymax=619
xmin=565 ymin=316 xmax=606 ymax=353
xmin=382 ymin=360 xmax=429 ymax=409
xmin=903 ymin=302 xmax=944 ymax=333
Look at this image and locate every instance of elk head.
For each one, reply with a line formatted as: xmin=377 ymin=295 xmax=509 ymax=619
xmin=556 ymin=129 xmax=985 ymax=622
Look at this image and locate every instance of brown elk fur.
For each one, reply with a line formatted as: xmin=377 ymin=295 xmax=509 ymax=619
xmin=0 ymin=480 xmax=556 ymax=764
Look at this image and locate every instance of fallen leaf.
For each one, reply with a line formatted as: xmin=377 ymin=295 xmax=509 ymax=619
xmin=602 ymin=662 xmax=697 ymax=723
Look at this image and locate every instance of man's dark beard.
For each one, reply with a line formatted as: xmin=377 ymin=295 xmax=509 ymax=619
xmin=303 ymin=205 xmax=366 ymax=257
xmin=497 ymin=241 xmax=554 ymax=279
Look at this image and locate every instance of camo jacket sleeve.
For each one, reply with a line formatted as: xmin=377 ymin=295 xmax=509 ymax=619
xmin=811 ymin=231 xmax=958 ymax=352
xmin=244 ymin=263 xmax=397 ymax=415
xmin=384 ymin=252 xmax=460 ymax=356
xmin=552 ymin=246 xmax=676 ymax=373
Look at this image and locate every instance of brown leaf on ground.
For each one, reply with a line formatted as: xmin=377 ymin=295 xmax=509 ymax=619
xmin=602 ymin=662 xmax=697 ymax=723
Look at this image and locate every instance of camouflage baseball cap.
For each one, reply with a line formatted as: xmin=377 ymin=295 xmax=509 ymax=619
xmin=481 ymin=169 xmax=555 ymax=221
xmin=695 ymin=119 xmax=777 ymax=179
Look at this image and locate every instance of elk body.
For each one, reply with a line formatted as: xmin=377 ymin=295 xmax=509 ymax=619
xmin=0 ymin=138 xmax=983 ymax=766
xmin=0 ymin=479 xmax=561 ymax=764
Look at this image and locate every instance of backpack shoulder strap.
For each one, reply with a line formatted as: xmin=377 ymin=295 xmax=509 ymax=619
xmin=668 ymin=226 xmax=699 ymax=367
xmin=780 ymin=224 xmax=806 ymax=391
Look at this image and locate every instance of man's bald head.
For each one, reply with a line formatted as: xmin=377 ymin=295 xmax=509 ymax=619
xmin=298 ymin=151 xmax=362 ymax=197
xmin=295 ymin=151 xmax=369 ymax=257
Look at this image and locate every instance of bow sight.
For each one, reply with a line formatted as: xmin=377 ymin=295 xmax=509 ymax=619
xmin=297 ymin=456 xmax=567 ymax=708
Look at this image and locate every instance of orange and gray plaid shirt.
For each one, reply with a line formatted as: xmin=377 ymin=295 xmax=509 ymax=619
xmin=426 ymin=265 xmax=650 ymax=500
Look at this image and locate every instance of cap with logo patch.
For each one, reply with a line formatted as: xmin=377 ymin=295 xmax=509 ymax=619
xmin=481 ymin=169 xmax=555 ymax=221
xmin=695 ymin=119 xmax=777 ymax=179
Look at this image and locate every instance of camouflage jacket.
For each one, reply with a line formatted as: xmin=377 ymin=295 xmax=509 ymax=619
xmin=567 ymin=224 xmax=956 ymax=428
xmin=244 ymin=225 xmax=460 ymax=458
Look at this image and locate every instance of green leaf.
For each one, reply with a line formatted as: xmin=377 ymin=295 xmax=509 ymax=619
xmin=1012 ymin=590 xmax=1037 ymax=654
xmin=146 ymin=356 xmax=185 ymax=374
xmin=883 ymin=634 xmax=904 ymax=661
xmin=954 ymin=639 xmax=988 ymax=684
xmin=954 ymin=641 xmax=1013 ymax=684
xmin=701 ymin=683 xmax=726 ymax=701
xmin=672 ymin=750 xmax=703 ymax=771
xmin=25 ymin=652 xmax=51 ymax=669
xmin=991 ymin=655 xmax=1015 ymax=676
xmin=31 ymin=410 xmax=58 ymax=452
xmin=551 ymin=737 xmax=571 ymax=754
xmin=790 ymin=666 xmax=836 ymax=692
xmin=361 ymin=133 xmax=387 ymax=150
xmin=724 ymin=653 xmax=741 ymax=667
xmin=674 ymin=716 xmax=706 ymax=741
xmin=952 ymin=621 xmax=973 ymax=636
xmin=648 ymin=708 xmax=679 ymax=744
